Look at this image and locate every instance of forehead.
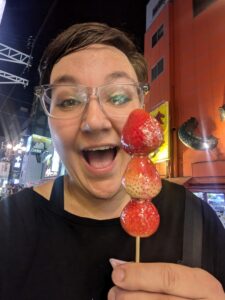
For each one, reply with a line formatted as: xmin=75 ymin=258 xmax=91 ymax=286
xmin=50 ymin=44 xmax=138 ymax=85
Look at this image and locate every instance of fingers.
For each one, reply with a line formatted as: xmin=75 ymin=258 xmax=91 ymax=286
xmin=108 ymin=286 xmax=190 ymax=300
xmin=110 ymin=261 xmax=225 ymax=299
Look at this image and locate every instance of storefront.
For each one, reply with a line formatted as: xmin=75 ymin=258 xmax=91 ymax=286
xmin=20 ymin=134 xmax=64 ymax=186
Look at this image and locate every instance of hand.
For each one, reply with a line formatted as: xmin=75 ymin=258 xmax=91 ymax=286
xmin=108 ymin=259 xmax=225 ymax=299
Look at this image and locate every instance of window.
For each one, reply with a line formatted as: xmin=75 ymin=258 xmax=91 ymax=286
xmin=193 ymin=192 xmax=204 ymax=200
xmin=193 ymin=191 xmax=225 ymax=228
xmin=152 ymin=24 xmax=164 ymax=48
xmin=193 ymin=0 xmax=216 ymax=17
xmin=152 ymin=0 xmax=166 ymax=17
xmin=151 ymin=58 xmax=164 ymax=81
xmin=207 ymin=193 xmax=225 ymax=215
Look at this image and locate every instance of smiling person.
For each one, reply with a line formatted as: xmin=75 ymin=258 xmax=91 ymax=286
xmin=0 ymin=22 xmax=224 ymax=300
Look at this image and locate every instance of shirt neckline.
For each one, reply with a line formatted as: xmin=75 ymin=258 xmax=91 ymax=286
xmin=32 ymin=187 xmax=121 ymax=227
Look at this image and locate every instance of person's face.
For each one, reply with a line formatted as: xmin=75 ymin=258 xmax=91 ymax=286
xmin=49 ymin=44 xmax=140 ymax=199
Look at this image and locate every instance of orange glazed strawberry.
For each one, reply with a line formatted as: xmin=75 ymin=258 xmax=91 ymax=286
xmin=121 ymin=109 xmax=163 ymax=155
xmin=122 ymin=156 xmax=162 ymax=199
xmin=120 ymin=199 xmax=160 ymax=237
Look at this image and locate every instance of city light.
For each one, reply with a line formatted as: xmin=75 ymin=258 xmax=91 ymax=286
xmin=0 ymin=0 xmax=6 ymax=25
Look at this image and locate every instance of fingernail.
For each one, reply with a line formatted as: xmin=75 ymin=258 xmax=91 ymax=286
xmin=109 ymin=258 xmax=127 ymax=269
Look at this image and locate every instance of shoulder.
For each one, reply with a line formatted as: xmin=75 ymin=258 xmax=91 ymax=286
xmin=159 ymin=179 xmax=221 ymax=222
xmin=159 ymin=179 xmax=205 ymax=207
xmin=156 ymin=179 xmax=209 ymax=226
xmin=160 ymin=179 xmax=225 ymax=239
xmin=156 ymin=179 xmax=187 ymax=209
xmin=33 ymin=178 xmax=55 ymax=200
xmin=0 ymin=189 xmax=41 ymax=283
xmin=161 ymin=179 xmax=186 ymax=195
xmin=0 ymin=188 xmax=39 ymax=252
xmin=0 ymin=180 xmax=54 ymax=227
xmin=0 ymin=188 xmax=37 ymax=226
xmin=0 ymin=177 xmax=61 ymax=216
xmin=0 ymin=187 xmax=34 ymax=212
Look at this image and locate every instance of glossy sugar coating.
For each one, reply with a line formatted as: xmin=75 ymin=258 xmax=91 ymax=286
xmin=122 ymin=156 xmax=162 ymax=199
xmin=121 ymin=109 xmax=163 ymax=155
xmin=120 ymin=109 xmax=163 ymax=238
xmin=120 ymin=199 xmax=160 ymax=237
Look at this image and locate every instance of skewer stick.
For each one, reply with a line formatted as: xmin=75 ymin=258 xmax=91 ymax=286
xmin=135 ymin=236 xmax=140 ymax=263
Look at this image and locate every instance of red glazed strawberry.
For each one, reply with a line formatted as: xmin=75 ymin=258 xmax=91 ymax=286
xmin=122 ymin=156 xmax=162 ymax=199
xmin=120 ymin=199 xmax=160 ymax=237
xmin=121 ymin=109 xmax=163 ymax=155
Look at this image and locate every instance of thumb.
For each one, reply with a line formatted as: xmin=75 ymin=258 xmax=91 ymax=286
xmin=109 ymin=258 xmax=127 ymax=269
xmin=110 ymin=259 xmax=134 ymax=286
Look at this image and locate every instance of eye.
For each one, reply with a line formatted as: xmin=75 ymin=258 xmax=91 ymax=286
xmin=50 ymin=86 xmax=87 ymax=110
xmin=109 ymin=93 xmax=131 ymax=105
xmin=57 ymin=98 xmax=83 ymax=109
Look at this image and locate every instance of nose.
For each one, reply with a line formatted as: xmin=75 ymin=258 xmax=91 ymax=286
xmin=80 ymin=95 xmax=112 ymax=133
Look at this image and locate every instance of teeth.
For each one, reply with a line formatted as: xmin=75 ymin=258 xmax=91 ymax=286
xmin=86 ymin=146 xmax=114 ymax=151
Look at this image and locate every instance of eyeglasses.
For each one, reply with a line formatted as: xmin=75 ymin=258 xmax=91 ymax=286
xmin=35 ymin=82 xmax=149 ymax=119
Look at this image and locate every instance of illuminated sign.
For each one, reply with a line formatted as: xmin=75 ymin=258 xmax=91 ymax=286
xmin=29 ymin=134 xmax=52 ymax=155
xmin=150 ymin=101 xmax=170 ymax=163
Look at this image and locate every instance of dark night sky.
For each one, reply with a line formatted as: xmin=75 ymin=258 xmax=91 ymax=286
xmin=0 ymin=0 xmax=149 ymax=140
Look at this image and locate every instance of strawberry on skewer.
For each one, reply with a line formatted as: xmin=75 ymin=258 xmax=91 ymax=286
xmin=121 ymin=199 xmax=160 ymax=263
xmin=122 ymin=156 xmax=162 ymax=199
xmin=121 ymin=109 xmax=163 ymax=155
xmin=120 ymin=109 xmax=163 ymax=262
xmin=120 ymin=199 xmax=160 ymax=238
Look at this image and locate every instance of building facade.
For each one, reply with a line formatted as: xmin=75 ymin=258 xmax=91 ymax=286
xmin=145 ymin=0 xmax=225 ymax=224
xmin=145 ymin=0 xmax=225 ymax=179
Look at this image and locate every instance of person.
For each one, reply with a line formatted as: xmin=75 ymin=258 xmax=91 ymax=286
xmin=0 ymin=22 xmax=224 ymax=300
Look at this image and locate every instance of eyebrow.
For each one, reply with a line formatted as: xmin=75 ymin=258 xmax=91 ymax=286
xmin=105 ymin=71 xmax=136 ymax=83
xmin=51 ymin=71 xmax=136 ymax=85
xmin=51 ymin=75 xmax=78 ymax=85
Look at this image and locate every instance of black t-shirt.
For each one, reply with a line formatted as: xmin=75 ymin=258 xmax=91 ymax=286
xmin=0 ymin=178 xmax=224 ymax=299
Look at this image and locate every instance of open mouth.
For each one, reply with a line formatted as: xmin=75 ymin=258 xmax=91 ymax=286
xmin=82 ymin=146 xmax=118 ymax=169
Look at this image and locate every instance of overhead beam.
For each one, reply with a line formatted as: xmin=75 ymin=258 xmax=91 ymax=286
xmin=0 ymin=43 xmax=32 ymax=66
xmin=0 ymin=69 xmax=29 ymax=87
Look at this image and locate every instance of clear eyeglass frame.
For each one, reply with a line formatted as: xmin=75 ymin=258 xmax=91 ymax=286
xmin=34 ymin=82 xmax=150 ymax=120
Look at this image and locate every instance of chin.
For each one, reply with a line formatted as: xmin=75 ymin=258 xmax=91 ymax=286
xmin=89 ymin=183 xmax=124 ymax=200
xmin=90 ymin=189 xmax=118 ymax=200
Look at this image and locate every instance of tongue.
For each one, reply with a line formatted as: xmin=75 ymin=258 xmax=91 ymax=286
xmin=87 ymin=149 xmax=114 ymax=168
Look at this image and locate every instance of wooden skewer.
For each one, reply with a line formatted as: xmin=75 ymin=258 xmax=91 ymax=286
xmin=135 ymin=236 xmax=140 ymax=263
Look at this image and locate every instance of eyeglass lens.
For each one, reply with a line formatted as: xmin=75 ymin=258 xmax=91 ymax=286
xmin=42 ymin=84 xmax=143 ymax=119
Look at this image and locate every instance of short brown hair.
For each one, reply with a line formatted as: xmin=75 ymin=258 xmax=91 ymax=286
xmin=38 ymin=22 xmax=148 ymax=84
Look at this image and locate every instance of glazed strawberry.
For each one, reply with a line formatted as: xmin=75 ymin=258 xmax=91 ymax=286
xmin=121 ymin=109 xmax=163 ymax=155
xmin=122 ymin=156 xmax=162 ymax=199
xmin=120 ymin=199 xmax=160 ymax=237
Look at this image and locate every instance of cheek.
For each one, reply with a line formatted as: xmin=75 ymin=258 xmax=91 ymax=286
xmin=48 ymin=119 xmax=79 ymax=151
xmin=109 ymin=115 xmax=129 ymax=135
xmin=122 ymin=151 xmax=131 ymax=167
